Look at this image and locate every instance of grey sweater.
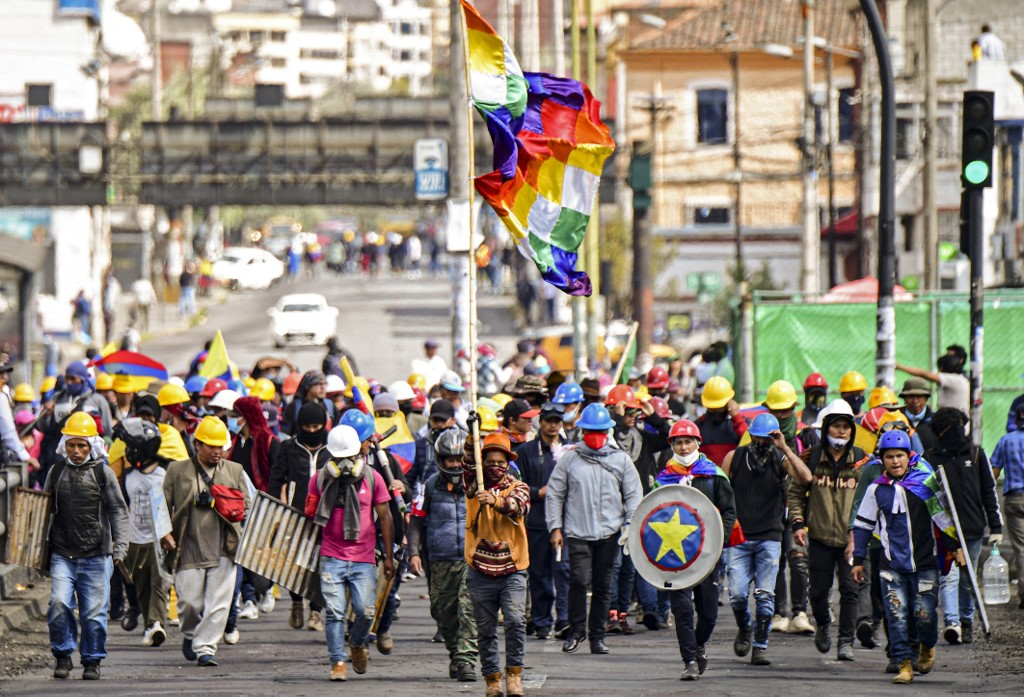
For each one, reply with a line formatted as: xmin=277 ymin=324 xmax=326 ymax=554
xmin=545 ymin=443 xmax=643 ymax=541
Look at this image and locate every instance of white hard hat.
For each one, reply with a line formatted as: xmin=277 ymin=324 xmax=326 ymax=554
xmin=208 ymin=389 xmax=241 ymax=411
xmin=326 ymin=424 xmax=361 ymax=458
xmin=387 ymin=380 xmax=415 ymax=402
xmin=812 ymin=398 xmax=854 ymax=429
xmin=169 ymin=376 xmax=186 ymax=388
xmin=325 ymin=374 xmax=346 ymax=395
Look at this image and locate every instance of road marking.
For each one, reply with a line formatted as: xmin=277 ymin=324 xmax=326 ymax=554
xmin=523 ymin=673 xmax=547 ymax=688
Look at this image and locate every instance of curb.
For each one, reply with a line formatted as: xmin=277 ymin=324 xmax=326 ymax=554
xmin=0 ymin=584 xmax=48 ymax=639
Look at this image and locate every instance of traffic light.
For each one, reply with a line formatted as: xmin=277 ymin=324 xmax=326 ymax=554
xmin=961 ymin=91 xmax=994 ymax=189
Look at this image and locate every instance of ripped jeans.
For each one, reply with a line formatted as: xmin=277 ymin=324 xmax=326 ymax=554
xmin=728 ymin=540 xmax=782 ymax=646
xmin=879 ymin=567 xmax=939 ymax=662
xmin=319 ymin=557 xmax=377 ymax=664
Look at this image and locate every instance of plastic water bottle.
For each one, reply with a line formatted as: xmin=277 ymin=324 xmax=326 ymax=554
xmin=983 ymin=543 xmax=1010 ymax=605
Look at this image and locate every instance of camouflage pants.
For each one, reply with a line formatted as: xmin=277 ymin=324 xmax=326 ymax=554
xmin=430 ymin=560 xmax=478 ymax=665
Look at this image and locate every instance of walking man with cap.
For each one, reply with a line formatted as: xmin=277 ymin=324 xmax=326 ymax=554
xmin=992 ymin=405 xmax=1024 ymax=608
xmin=546 ymin=403 xmax=643 ymax=655
xmin=162 ymin=416 xmax=251 ymax=667
xmin=501 ymin=398 xmax=539 ymax=453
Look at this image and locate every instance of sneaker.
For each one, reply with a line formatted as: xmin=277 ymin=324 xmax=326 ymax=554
xmin=376 ymin=631 xmax=393 ymax=655
xmin=401 ymin=572 xmax=416 ymax=582
xmin=257 ymin=591 xmax=276 ymax=615
xmin=837 ymin=642 xmax=855 ymax=661
xmin=681 ymin=660 xmax=700 ymax=681
xmin=168 ymin=617 xmax=180 ymax=627
xmin=856 ymin=620 xmax=877 ymax=649
xmin=696 ymin=645 xmax=708 ymax=674
xmin=535 ymin=625 xmax=551 ymax=640
xmin=223 ymin=627 xmax=240 ymax=645
xmin=789 ymin=611 xmax=815 ymax=634
xmin=771 ymin=614 xmax=790 ymax=633
xmin=431 ymin=630 xmax=444 ymax=643
xmin=121 ymin=609 xmax=140 ymax=632
xmin=53 ymin=655 xmax=73 ymax=680
xmin=553 ymin=621 xmax=571 ymax=640
xmin=330 ymin=661 xmax=348 ymax=681
xmin=82 ymin=661 xmax=101 ymax=680
xmin=606 ymin=610 xmax=621 ymax=634
xmin=307 ymin=610 xmax=324 ymax=632
xmin=143 ymin=621 xmax=166 ymax=647
xmin=197 ymin=655 xmax=218 ymax=667
xmin=351 ymin=645 xmax=370 ymax=674
xmin=238 ymin=600 xmax=259 ymax=620
xmin=814 ymin=625 xmax=832 ymax=654
xmin=943 ymin=624 xmax=962 ymax=645
xmin=289 ymin=601 xmax=304 ymax=629
xmin=182 ymin=638 xmax=197 ymax=662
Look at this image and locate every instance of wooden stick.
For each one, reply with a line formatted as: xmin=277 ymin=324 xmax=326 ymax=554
xmin=611 ymin=321 xmax=640 ymax=385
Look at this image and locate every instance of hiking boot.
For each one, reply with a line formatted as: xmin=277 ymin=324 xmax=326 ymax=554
xmin=961 ymin=620 xmax=973 ymax=644
xmin=837 ymin=641 xmax=855 ymax=661
xmin=143 ymin=621 xmax=166 ymax=647
xmin=456 ymin=662 xmax=477 ymax=682
xmin=789 ymin=611 xmax=815 ymax=634
xmin=642 ymin=612 xmax=660 ymax=631
xmin=681 ymin=660 xmax=700 ymax=681
xmin=733 ymin=626 xmax=752 ymax=657
xmin=121 ymin=609 xmax=140 ymax=632
xmin=917 ymin=645 xmax=936 ymax=674
xmin=771 ymin=614 xmax=790 ymax=633
xmin=562 ymin=631 xmax=584 ymax=653
xmin=329 ymin=661 xmax=347 ymax=681
xmin=197 ymin=655 xmax=218 ymax=667
xmin=944 ymin=624 xmax=962 ymax=645
xmin=696 ymin=645 xmax=708 ymax=674
xmin=618 ymin=614 xmax=635 ymax=635
xmin=751 ymin=647 xmax=771 ymax=665
xmin=752 ymin=616 xmax=772 ymax=665
xmin=484 ymin=671 xmax=504 ymax=697
xmin=289 ymin=600 xmax=304 ymax=629
xmin=449 ymin=660 xmax=459 ymax=679
xmin=306 ymin=610 xmax=324 ymax=632
xmin=82 ymin=661 xmax=101 ymax=680
xmin=351 ymin=645 xmax=370 ymax=674
xmin=856 ymin=620 xmax=877 ymax=649
xmin=53 ymin=655 xmax=73 ymax=679
xmin=814 ymin=625 xmax=832 ymax=654
xmin=506 ymin=666 xmax=524 ymax=696
xmin=605 ymin=610 xmax=621 ymax=634
xmin=257 ymin=590 xmax=276 ymax=615
xmin=376 ymin=631 xmax=393 ymax=655
xmin=182 ymin=638 xmax=197 ymax=662
xmin=590 ymin=638 xmax=610 ymax=654
xmin=238 ymin=600 xmax=259 ymax=620
xmin=892 ymin=659 xmax=914 ymax=684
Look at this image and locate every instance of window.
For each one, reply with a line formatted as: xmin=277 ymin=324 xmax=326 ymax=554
xmin=400 ymin=50 xmax=412 ymax=61
xmin=269 ymin=57 xmax=286 ymax=69
xmin=696 ymin=88 xmax=728 ymax=145
xmin=26 ymin=84 xmax=52 ymax=107
xmin=692 ymin=206 xmax=730 ymax=225
xmin=838 ymin=88 xmax=856 ymax=143
xmin=896 ymin=117 xmax=914 ymax=160
xmin=270 ymin=31 xmax=286 ymax=42
xmin=250 ymin=31 xmax=265 ymax=43
xmin=814 ymin=104 xmax=825 ymax=145
xmin=400 ymin=22 xmax=413 ymax=35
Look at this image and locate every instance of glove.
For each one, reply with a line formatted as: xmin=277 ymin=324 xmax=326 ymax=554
xmin=618 ymin=525 xmax=630 ymax=556
xmin=988 ymin=533 xmax=1003 ymax=546
xmin=466 ymin=410 xmax=480 ymax=429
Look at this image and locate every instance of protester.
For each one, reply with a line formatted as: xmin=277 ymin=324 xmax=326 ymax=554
xmin=991 ymin=405 xmax=1024 ymax=609
xmin=896 ymin=354 xmax=970 ymax=416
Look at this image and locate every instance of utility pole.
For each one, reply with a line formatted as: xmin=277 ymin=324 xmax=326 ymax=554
xmin=800 ymin=0 xmax=819 ymax=294
xmin=585 ymin=0 xmax=600 ymax=367
xmin=826 ymin=47 xmax=838 ymax=289
xmin=731 ymin=50 xmax=743 ymax=275
xmin=151 ymin=0 xmax=162 ymax=120
xmin=631 ymin=96 xmax=668 ymax=356
xmin=570 ymin=0 xmax=587 ymax=376
xmin=450 ymin=0 xmax=472 ymax=367
xmin=922 ymin=0 xmax=939 ymax=290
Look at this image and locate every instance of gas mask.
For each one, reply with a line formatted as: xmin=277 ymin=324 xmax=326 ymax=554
xmin=325 ymin=456 xmax=364 ymax=480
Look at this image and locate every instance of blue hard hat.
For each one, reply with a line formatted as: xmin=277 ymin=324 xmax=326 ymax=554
xmin=576 ymin=403 xmax=615 ymax=431
xmin=228 ymin=378 xmax=248 ymax=396
xmin=878 ymin=429 xmax=911 ymax=452
xmin=748 ymin=413 xmax=780 ymax=439
xmin=553 ymin=382 xmax=584 ymax=405
xmin=184 ymin=375 xmax=208 ymax=395
xmin=340 ymin=408 xmax=375 ymax=442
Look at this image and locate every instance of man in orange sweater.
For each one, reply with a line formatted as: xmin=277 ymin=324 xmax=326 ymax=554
xmin=462 ymin=430 xmax=531 ymax=697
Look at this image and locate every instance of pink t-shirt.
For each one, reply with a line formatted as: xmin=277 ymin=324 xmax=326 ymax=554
xmin=310 ymin=468 xmax=390 ymax=563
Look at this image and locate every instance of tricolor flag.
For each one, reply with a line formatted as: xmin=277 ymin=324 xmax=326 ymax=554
xmin=462 ymin=0 xmax=614 ymax=296
xmin=198 ymin=330 xmax=240 ymax=382
xmin=376 ymin=412 xmax=417 ymax=475
xmin=90 ymin=350 xmax=168 ymax=382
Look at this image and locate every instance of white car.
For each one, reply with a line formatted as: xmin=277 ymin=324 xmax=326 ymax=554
xmin=268 ymin=293 xmax=339 ymax=347
xmin=212 ymin=247 xmax=285 ymax=290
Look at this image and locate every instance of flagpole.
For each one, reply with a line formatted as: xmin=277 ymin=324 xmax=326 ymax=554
xmin=458 ymin=1 xmax=484 ymax=485
xmin=612 ymin=321 xmax=639 ymax=385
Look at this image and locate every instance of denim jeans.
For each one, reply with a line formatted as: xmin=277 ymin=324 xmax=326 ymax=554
xmin=609 ymin=548 xmax=636 ymax=615
xmin=938 ymin=537 xmax=983 ymax=626
xmin=49 ymin=554 xmax=113 ymax=662
xmin=319 ymin=557 xmax=378 ymax=664
xmin=635 ymin=574 xmax=671 ymax=622
xmin=880 ymin=567 xmax=939 ymax=662
xmin=526 ymin=528 xmax=569 ymax=629
xmin=226 ymin=565 xmax=243 ymax=630
xmin=467 ymin=568 xmax=527 ymax=676
xmin=728 ymin=539 xmax=782 ymax=638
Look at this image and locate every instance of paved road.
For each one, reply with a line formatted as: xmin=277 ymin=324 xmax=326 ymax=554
xmin=139 ymin=270 xmax=520 ymax=384
xmin=0 ymin=575 xmax=1021 ymax=696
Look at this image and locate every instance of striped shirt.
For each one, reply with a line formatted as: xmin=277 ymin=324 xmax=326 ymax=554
xmin=991 ymin=430 xmax=1024 ymax=495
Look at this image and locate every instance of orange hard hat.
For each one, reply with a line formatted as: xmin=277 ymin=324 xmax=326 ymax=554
xmin=282 ymin=372 xmax=302 ymax=396
xmin=605 ymin=384 xmax=640 ymax=409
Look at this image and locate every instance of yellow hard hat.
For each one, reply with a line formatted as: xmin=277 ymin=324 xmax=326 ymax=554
xmin=194 ymin=415 xmax=230 ymax=447
xmin=41 ymin=376 xmax=57 ymax=394
xmin=764 ymin=380 xmax=798 ymax=410
xmin=407 ymin=373 xmax=427 ymax=391
xmin=13 ymin=383 xmax=35 ymax=402
xmin=839 ymin=370 xmax=868 ymax=393
xmin=62 ymin=411 xmax=98 ymax=438
xmin=492 ymin=393 xmax=514 ymax=409
xmin=701 ymin=376 xmax=735 ymax=410
xmin=344 ymin=376 xmax=371 ymax=400
xmin=242 ymin=376 xmax=256 ymax=390
xmin=868 ymin=385 xmax=899 ymax=410
xmin=634 ymin=385 xmax=651 ymax=403
xmin=251 ymin=377 xmax=276 ymax=401
xmin=157 ymin=382 xmax=190 ymax=407
xmin=95 ymin=372 xmax=115 ymax=391
xmin=477 ymin=405 xmax=499 ymax=432
xmin=112 ymin=374 xmax=136 ymax=395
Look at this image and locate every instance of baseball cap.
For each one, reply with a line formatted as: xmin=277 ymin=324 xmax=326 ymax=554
xmin=503 ymin=398 xmax=540 ymax=421
xmin=429 ymin=399 xmax=456 ymax=420
xmin=440 ymin=370 xmax=465 ymax=393
xmin=424 ymin=338 xmax=440 ymax=349
xmin=539 ymin=402 xmax=565 ymax=420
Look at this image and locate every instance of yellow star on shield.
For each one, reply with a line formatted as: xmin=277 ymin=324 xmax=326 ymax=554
xmin=648 ymin=509 xmax=700 ymax=564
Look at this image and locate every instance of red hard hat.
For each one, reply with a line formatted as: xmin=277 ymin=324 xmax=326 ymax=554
xmin=648 ymin=396 xmax=672 ymax=419
xmin=860 ymin=405 xmax=889 ymax=434
xmin=669 ymin=419 xmax=702 ymax=442
xmin=478 ymin=343 xmax=497 ymax=358
xmin=200 ymin=378 xmax=228 ymax=398
xmin=411 ymin=386 xmax=427 ymax=410
xmin=605 ymin=384 xmax=640 ymax=409
xmin=646 ymin=366 xmax=669 ymax=389
xmin=803 ymin=372 xmax=828 ymax=390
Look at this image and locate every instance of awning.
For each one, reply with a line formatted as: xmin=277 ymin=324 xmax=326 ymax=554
xmin=819 ymin=276 xmax=914 ymax=303
xmin=821 ymin=209 xmax=858 ymax=238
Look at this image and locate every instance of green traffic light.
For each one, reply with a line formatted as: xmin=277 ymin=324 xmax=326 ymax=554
xmin=964 ymin=160 xmax=989 ymax=184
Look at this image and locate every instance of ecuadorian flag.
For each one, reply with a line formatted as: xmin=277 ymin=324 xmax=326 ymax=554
xmin=198 ymin=330 xmax=240 ymax=382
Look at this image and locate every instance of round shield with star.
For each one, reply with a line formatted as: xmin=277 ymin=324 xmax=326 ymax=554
xmin=628 ymin=484 xmax=724 ymax=590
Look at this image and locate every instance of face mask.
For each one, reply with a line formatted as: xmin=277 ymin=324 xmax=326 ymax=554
xmin=298 ymin=428 xmax=327 ymax=447
xmin=582 ymin=432 xmax=608 ymax=450
xmin=672 ymin=450 xmax=700 ymax=466
xmin=750 ymin=441 xmax=775 ymax=460
xmin=707 ymin=410 xmax=728 ymax=423
xmin=562 ymin=406 xmax=578 ymax=424
xmin=827 ymin=435 xmax=850 ymax=450
xmin=66 ymin=380 xmax=87 ymax=397
xmin=484 ymin=464 xmax=508 ymax=486
xmin=227 ymin=417 xmax=241 ymax=435
xmin=844 ymin=394 xmax=865 ymax=413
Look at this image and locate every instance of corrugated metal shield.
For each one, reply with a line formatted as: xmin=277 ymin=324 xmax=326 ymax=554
xmin=235 ymin=492 xmax=322 ymax=602
xmin=4 ymin=488 xmax=51 ymax=569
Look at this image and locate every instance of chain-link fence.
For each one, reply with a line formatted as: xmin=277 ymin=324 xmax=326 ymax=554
xmin=751 ymin=289 xmax=1024 ymax=451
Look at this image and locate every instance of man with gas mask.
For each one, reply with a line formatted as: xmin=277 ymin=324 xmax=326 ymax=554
xmin=270 ymin=402 xmax=331 ymax=631
xmin=801 ymin=373 xmax=829 ymax=427
xmin=45 ymin=412 xmax=129 ymax=680
xmin=162 ymin=416 xmax=251 ymax=667
xmin=116 ymin=417 xmax=170 ymax=649
xmin=407 ymin=427 xmax=478 ymax=683
xmin=788 ymin=399 xmax=868 ymax=661
xmin=305 ymin=424 xmax=395 ymax=683
xmin=546 ymin=403 xmax=643 ymax=657
xmin=721 ymin=414 xmax=811 ymax=668
xmin=409 ymin=399 xmax=458 ymax=491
